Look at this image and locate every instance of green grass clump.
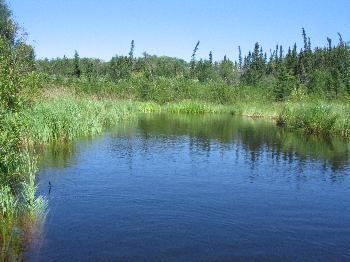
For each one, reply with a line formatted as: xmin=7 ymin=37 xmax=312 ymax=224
xmin=0 ymin=152 xmax=47 ymax=261
xmin=164 ymin=101 xmax=228 ymax=114
xmin=231 ymin=102 xmax=281 ymax=119
xmin=135 ymin=101 xmax=162 ymax=113
xmin=279 ymin=102 xmax=350 ymax=136
xmin=21 ymin=98 xmax=139 ymax=144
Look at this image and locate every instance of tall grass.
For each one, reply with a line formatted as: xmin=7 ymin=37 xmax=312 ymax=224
xmin=0 ymin=152 xmax=46 ymax=261
xmin=165 ymin=101 xmax=229 ymax=114
xmin=21 ymin=98 xmax=139 ymax=144
xmin=279 ymin=102 xmax=350 ymax=137
xmin=22 ymin=96 xmax=350 ymax=141
xmin=163 ymin=100 xmax=281 ymax=119
xmin=18 ymin=97 xmax=282 ymax=149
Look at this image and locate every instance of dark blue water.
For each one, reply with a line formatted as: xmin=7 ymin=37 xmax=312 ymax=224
xmin=28 ymin=114 xmax=350 ymax=261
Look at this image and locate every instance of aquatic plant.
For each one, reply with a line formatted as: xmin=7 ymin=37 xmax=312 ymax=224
xmin=0 ymin=186 xmax=20 ymax=261
xmin=278 ymin=102 xmax=350 ymax=136
xmin=21 ymin=98 xmax=138 ymax=144
xmin=164 ymin=101 xmax=227 ymax=114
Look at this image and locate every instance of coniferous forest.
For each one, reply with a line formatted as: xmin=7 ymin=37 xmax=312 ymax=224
xmin=1 ymin=0 xmax=350 ymax=260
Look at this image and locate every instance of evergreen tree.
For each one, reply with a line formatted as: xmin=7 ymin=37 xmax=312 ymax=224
xmin=209 ymin=51 xmax=213 ymax=65
xmin=279 ymin=45 xmax=283 ymax=61
xmin=73 ymin=50 xmax=81 ymax=78
xmin=327 ymin=37 xmax=332 ymax=50
xmin=129 ymin=40 xmax=135 ymax=59
xmin=242 ymin=42 xmax=266 ymax=84
xmin=302 ymin=28 xmax=308 ymax=51
xmin=191 ymin=41 xmax=200 ymax=66
xmin=238 ymin=46 xmax=242 ymax=70
xmin=190 ymin=41 xmax=200 ymax=77
xmin=274 ymin=63 xmax=296 ymax=101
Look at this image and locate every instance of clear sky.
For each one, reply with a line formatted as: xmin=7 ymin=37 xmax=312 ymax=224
xmin=8 ymin=0 xmax=350 ymax=61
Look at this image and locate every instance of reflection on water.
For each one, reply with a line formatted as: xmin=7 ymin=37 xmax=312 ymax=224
xmin=31 ymin=113 xmax=350 ymax=261
xmin=40 ymin=113 xmax=350 ymax=178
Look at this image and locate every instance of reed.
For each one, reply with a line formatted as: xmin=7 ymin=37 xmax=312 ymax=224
xmin=21 ymin=98 xmax=139 ymax=144
xmin=279 ymin=102 xmax=350 ymax=137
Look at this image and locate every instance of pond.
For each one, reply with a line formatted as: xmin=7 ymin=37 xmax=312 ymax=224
xmin=26 ymin=113 xmax=350 ymax=261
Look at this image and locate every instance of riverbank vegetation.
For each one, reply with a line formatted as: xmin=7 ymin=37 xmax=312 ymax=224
xmin=0 ymin=0 xmax=47 ymax=259
xmin=1 ymin=0 xmax=350 ymax=259
xmin=36 ymin=24 xmax=350 ymax=136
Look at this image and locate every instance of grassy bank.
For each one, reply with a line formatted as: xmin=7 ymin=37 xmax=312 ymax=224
xmin=22 ymin=98 xmax=139 ymax=144
xmin=279 ymin=102 xmax=350 ymax=137
xmin=42 ymin=79 xmax=350 ymax=138
xmin=22 ymin=95 xmax=350 ymax=140
xmin=164 ymin=101 xmax=350 ymax=137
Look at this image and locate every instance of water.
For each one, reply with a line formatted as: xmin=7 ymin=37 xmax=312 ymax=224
xmin=27 ymin=114 xmax=350 ymax=261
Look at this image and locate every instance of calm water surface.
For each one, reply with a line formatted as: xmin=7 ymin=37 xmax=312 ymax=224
xmin=27 ymin=114 xmax=350 ymax=261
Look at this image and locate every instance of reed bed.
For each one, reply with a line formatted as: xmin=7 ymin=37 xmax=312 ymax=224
xmin=279 ymin=102 xmax=350 ymax=137
xmin=21 ymin=98 xmax=139 ymax=144
xmin=21 ymin=98 xmax=350 ymax=143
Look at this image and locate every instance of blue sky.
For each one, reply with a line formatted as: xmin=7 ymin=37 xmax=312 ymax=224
xmin=9 ymin=0 xmax=350 ymax=61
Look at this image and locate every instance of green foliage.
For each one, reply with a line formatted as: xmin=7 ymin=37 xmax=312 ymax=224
xmin=21 ymin=157 xmax=48 ymax=222
xmin=165 ymin=101 xmax=227 ymax=114
xmin=218 ymin=58 xmax=239 ymax=85
xmin=279 ymin=102 xmax=350 ymax=136
xmin=36 ymin=28 xmax=350 ymax=103
xmin=273 ymin=64 xmax=297 ymax=101
xmin=21 ymin=97 xmax=138 ymax=144
xmin=242 ymin=42 xmax=266 ymax=85
xmin=0 ymin=1 xmax=45 ymax=258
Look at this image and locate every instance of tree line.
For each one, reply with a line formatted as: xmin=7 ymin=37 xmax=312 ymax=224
xmin=37 ymin=30 xmax=350 ymax=101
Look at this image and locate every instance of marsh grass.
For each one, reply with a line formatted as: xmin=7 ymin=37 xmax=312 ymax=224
xmin=164 ymin=101 xmax=229 ymax=114
xmin=21 ymin=98 xmax=139 ymax=144
xmin=163 ymin=100 xmax=281 ymax=120
xmin=0 ymin=151 xmax=47 ymax=261
xmin=21 ymin=97 xmax=350 ymax=144
xmin=279 ymin=102 xmax=350 ymax=137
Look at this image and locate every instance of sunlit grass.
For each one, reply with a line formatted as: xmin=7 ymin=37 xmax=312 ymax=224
xmin=279 ymin=102 xmax=350 ymax=137
xmin=21 ymin=98 xmax=139 ymax=144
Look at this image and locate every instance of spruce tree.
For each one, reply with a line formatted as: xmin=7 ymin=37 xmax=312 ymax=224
xmin=128 ymin=40 xmax=135 ymax=73
xmin=327 ymin=37 xmax=332 ymax=50
xmin=302 ymin=28 xmax=308 ymax=51
xmin=191 ymin=41 xmax=200 ymax=65
xmin=129 ymin=40 xmax=135 ymax=59
xmin=209 ymin=51 xmax=213 ymax=65
xmin=274 ymin=63 xmax=296 ymax=101
xmin=73 ymin=50 xmax=81 ymax=78
xmin=238 ymin=46 xmax=242 ymax=70
xmin=190 ymin=41 xmax=200 ymax=77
